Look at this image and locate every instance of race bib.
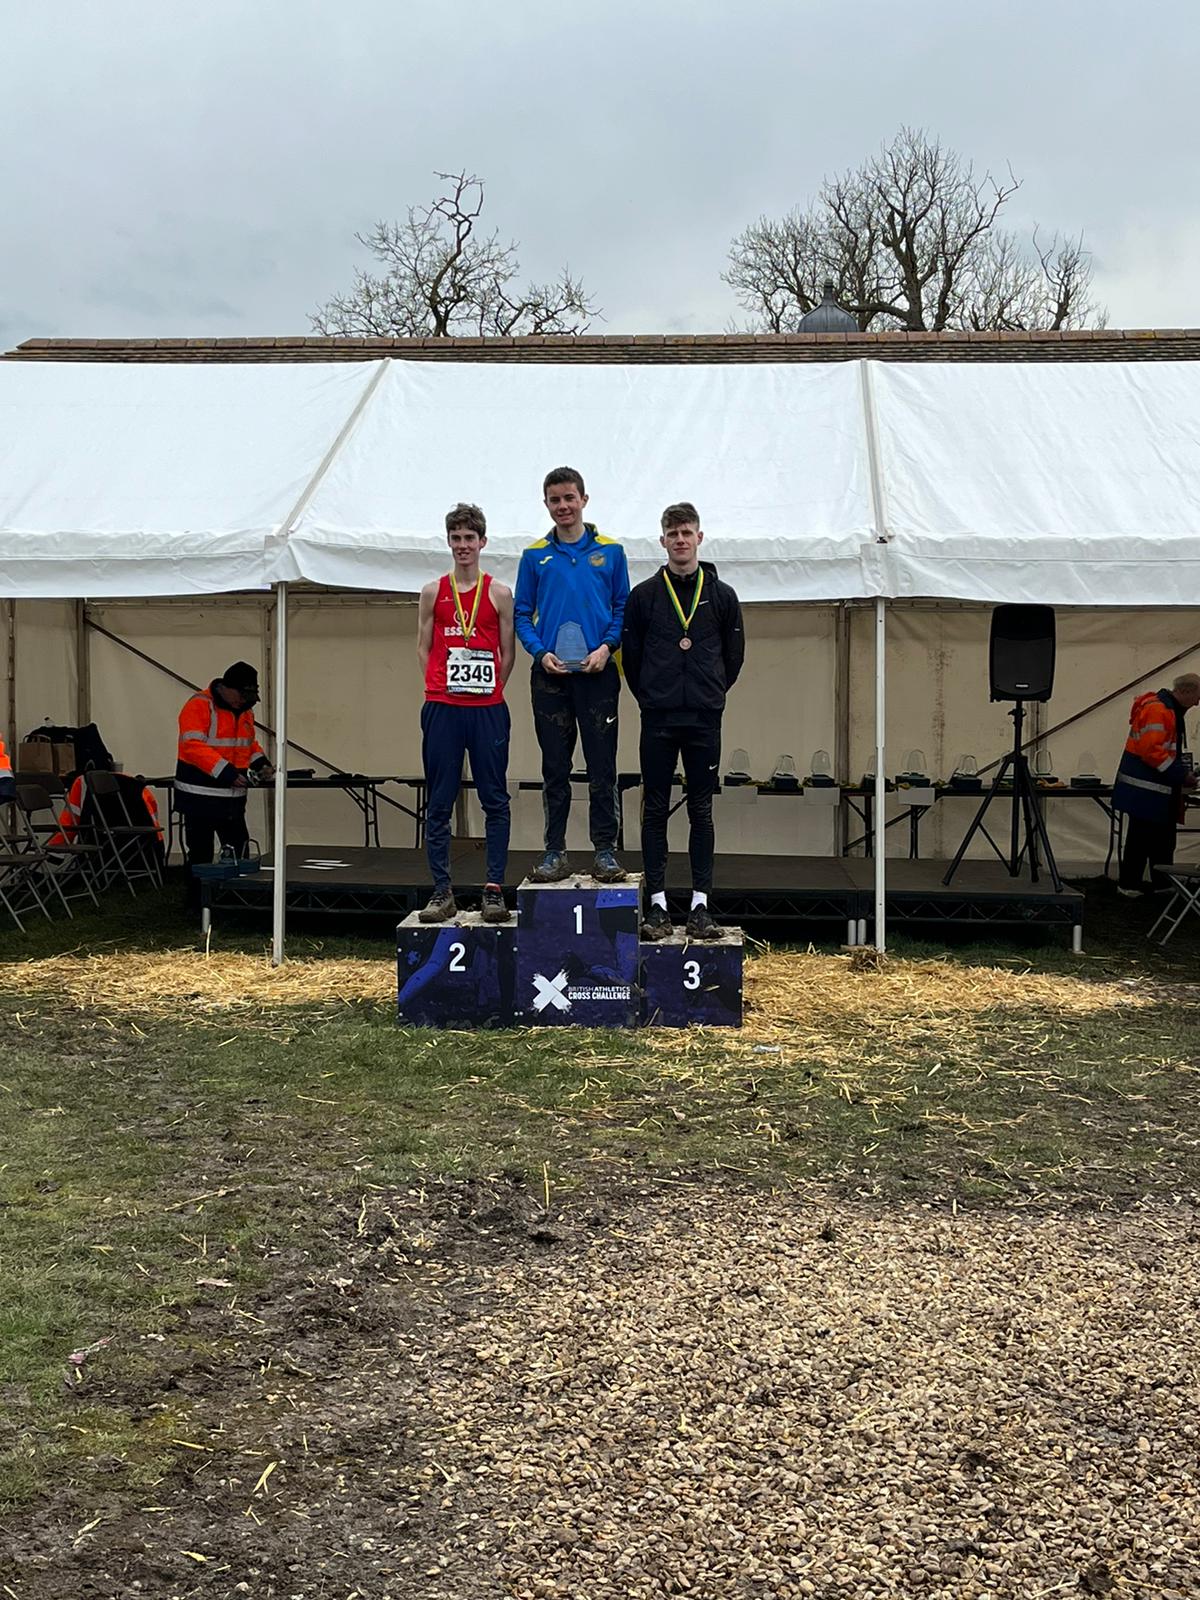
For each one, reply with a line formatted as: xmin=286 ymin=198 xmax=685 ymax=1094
xmin=446 ymin=647 xmax=497 ymax=696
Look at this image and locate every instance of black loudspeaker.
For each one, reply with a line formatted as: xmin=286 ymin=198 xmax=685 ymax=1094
xmin=989 ymin=604 xmax=1055 ymax=702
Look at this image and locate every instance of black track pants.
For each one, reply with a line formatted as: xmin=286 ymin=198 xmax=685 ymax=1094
xmin=639 ymin=718 xmax=721 ymax=894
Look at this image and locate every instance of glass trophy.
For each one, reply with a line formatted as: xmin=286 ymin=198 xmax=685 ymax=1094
xmin=554 ymin=621 xmax=589 ymax=671
xmin=1072 ymin=749 xmax=1102 ymax=789
xmin=1034 ymin=746 xmax=1057 ymax=785
xmin=724 ymin=747 xmax=752 ymax=786
xmin=807 ymin=749 xmax=835 ymax=787
xmin=951 ymin=753 xmax=982 ymax=791
xmin=771 ymin=753 xmax=800 ymax=791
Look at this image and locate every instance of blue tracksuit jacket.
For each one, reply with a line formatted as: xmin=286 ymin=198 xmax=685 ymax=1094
xmin=513 ymin=525 xmax=630 ymax=662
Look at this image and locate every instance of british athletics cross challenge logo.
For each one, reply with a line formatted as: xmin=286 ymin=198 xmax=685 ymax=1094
xmin=530 ymin=970 xmax=571 ymax=1013
xmin=529 ymin=971 xmax=632 ymax=1012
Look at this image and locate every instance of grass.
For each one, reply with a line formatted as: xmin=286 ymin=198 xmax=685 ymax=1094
xmin=1 ymin=875 xmax=1198 ymax=1512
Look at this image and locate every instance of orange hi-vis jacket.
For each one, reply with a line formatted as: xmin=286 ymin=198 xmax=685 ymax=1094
xmin=1112 ymin=689 xmax=1190 ymax=824
xmin=0 ymin=737 xmax=12 ymax=798
xmin=175 ymin=685 xmax=265 ymax=803
xmin=50 ymin=774 xmax=163 ymax=846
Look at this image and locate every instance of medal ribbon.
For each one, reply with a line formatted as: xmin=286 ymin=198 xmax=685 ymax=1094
xmin=450 ymin=571 xmax=485 ymax=645
xmin=662 ymin=566 xmax=704 ymax=636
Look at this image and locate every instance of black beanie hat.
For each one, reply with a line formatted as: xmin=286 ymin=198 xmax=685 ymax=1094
xmin=222 ymin=661 xmax=259 ymax=691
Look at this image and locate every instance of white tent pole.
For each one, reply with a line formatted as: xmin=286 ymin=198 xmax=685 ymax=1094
xmin=858 ymin=360 xmax=890 ymax=953
xmin=271 ymin=582 xmax=289 ymax=966
xmin=874 ymin=597 xmax=886 ymax=952
xmin=263 ymin=358 xmax=391 ymax=966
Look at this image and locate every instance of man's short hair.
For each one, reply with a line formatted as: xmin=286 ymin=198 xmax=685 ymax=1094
xmin=445 ymin=502 xmax=486 ymax=537
xmin=543 ymin=467 xmax=586 ymax=497
xmin=661 ymin=501 xmax=701 ymax=530
xmin=1173 ymin=672 xmax=1200 ymax=694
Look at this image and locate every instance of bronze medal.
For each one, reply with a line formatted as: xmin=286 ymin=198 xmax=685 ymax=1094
xmin=663 ymin=566 xmax=704 ymax=656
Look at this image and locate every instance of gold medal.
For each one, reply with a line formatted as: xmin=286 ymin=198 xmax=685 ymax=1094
xmin=663 ymin=566 xmax=704 ymax=649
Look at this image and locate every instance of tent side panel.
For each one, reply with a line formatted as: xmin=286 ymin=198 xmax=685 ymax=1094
xmin=851 ymin=603 xmax=1200 ymax=868
xmin=14 ymin=601 xmax=77 ymax=751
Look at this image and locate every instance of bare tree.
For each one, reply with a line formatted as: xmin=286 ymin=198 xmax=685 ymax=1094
xmin=313 ymin=171 xmax=599 ymax=337
xmin=725 ymin=129 xmax=1103 ymax=332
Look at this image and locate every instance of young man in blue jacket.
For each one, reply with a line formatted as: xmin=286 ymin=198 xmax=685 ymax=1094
xmin=513 ymin=467 xmax=630 ymax=882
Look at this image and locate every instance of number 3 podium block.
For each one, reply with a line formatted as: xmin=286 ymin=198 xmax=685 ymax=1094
xmin=516 ymin=875 xmax=641 ymax=1026
xmin=641 ymin=928 xmax=744 ymax=1028
xmin=396 ymin=912 xmax=517 ymax=1028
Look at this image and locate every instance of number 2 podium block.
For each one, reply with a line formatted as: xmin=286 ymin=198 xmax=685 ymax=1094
xmin=641 ymin=928 xmax=744 ymax=1028
xmin=516 ymin=875 xmax=641 ymax=1026
xmin=396 ymin=912 xmax=516 ymax=1028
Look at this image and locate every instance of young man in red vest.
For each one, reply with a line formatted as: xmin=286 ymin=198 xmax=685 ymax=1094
xmin=416 ymin=502 xmax=515 ymax=923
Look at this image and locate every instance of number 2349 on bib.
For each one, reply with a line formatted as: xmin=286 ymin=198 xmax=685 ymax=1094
xmin=446 ymin=647 xmax=497 ymax=695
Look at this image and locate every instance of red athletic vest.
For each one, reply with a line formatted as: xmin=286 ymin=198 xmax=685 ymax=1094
xmin=424 ymin=573 xmax=504 ymax=706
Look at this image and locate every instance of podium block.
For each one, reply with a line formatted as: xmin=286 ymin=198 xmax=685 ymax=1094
xmin=516 ymin=875 xmax=641 ymax=1026
xmin=641 ymin=927 xmax=744 ymax=1027
xmin=397 ymin=911 xmax=516 ymax=1028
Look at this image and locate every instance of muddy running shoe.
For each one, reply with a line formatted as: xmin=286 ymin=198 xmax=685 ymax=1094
xmin=592 ymin=848 xmax=626 ymax=882
xmin=418 ymin=887 xmax=456 ymax=923
xmin=685 ymin=903 xmax=720 ymax=941
xmin=531 ymin=850 xmax=570 ymax=883
xmin=481 ymin=885 xmax=510 ymax=923
xmin=641 ymin=903 xmax=673 ymax=940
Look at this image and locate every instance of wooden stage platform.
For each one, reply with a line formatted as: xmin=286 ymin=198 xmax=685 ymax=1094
xmin=206 ymin=844 xmax=1085 ymax=945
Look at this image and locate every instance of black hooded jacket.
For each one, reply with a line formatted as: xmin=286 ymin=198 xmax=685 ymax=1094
xmin=621 ymin=560 xmax=744 ymax=721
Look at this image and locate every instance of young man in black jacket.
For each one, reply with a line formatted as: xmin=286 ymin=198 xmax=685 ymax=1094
xmin=621 ymin=502 xmax=744 ymax=940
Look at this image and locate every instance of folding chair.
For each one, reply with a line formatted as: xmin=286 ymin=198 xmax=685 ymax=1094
xmin=14 ymin=783 xmax=102 ymax=915
xmin=0 ymin=847 xmax=54 ymax=931
xmin=81 ymin=771 xmax=164 ymax=896
xmin=1147 ymin=865 xmax=1200 ymax=945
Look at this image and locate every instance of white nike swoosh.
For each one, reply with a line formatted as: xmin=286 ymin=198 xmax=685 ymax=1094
xmin=605 ymin=716 xmax=617 ymax=724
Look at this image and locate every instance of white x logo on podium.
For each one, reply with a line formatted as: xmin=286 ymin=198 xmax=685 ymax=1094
xmin=531 ymin=970 xmax=571 ymax=1013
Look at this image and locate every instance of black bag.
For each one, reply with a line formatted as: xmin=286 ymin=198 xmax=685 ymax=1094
xmin=73 ymin=723 xmax=115 ymax=773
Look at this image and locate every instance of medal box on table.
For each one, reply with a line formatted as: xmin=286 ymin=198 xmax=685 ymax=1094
xmin=396 ymin=911 xmax=517 ymax=1028
xmin=640 ymin=928 xmax=744 ymax=1028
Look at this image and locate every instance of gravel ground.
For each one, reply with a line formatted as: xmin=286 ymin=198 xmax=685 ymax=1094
xmin=7 ymin=1185 xmax=1199 ymax=1599
xmin=402 ymin=1189 xmax=1200 ymax=1600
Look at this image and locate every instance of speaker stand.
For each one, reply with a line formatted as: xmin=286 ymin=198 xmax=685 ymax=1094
xmin=943 ymin=701 xmax=1063 ymax=891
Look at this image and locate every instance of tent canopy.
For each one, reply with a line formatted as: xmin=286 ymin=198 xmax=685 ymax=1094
xmin=871 ymin=362 xmax=1200 ymax=606
xmin=0 ymin=361 xmax=380 ymax=597
xmin=283 ymin=359 xmax=873 ymax=599
xmin=1 ymin=356 xmax=1199 ymax=604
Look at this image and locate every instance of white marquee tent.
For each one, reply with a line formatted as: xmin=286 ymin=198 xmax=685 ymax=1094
xmin=2 ymin=356 xmax=1198 ymax=958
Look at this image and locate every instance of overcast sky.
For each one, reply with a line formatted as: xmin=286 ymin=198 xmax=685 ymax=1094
xmin=2 ymin=0 xmax=1197 ymax=350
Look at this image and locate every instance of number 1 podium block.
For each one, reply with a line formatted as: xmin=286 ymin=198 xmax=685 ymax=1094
xmin=641 ymin=927 xmax=744 ymax=1027
xmin=516 ymin=875 xmax=641 ymax=1026
xmin=396 ymin=912 xmax=516 ymax=1028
